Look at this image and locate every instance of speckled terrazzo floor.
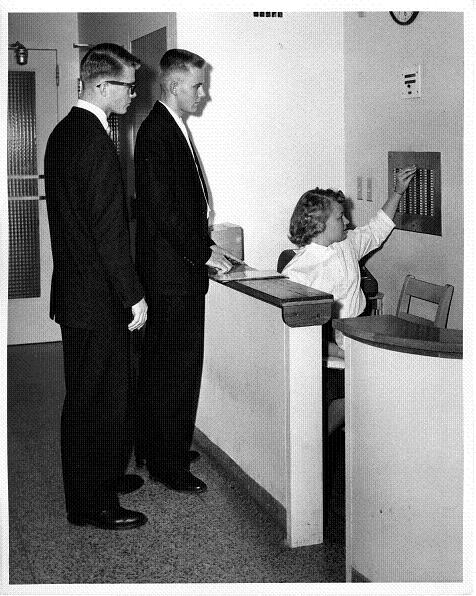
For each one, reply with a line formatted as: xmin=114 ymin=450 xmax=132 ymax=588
xmin=7 ymin=342 xmax=345 ymax=586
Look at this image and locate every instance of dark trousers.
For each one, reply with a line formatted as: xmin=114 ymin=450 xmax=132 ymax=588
xmin=136 ymin=295 xmax=205 ymax=473
xmin=60 ymin=320 xmax=132 ymax=514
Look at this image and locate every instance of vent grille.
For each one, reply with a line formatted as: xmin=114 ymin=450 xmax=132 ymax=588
xmin=253 ymin=12 xmax=283 ymax=17
xmin=8 ymin=200 xmax=41 ymax=299
xmin=108 ymin=113 xmax=120 ymax=152
xmin=8 ymin=71 xmax=37 ymax=177
xmin=8 ymin=69 xmax=41 ymax=299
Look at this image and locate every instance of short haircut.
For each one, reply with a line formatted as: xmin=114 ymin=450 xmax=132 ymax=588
xmin=80 ymin=43 xmax=141 ymax=84
xmin=288 ymin=187 xmax=346 ymax=247
xmin=160 ymin=48 xmax=205 ymax=79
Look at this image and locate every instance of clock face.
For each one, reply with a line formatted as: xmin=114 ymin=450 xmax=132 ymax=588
xmin=390 ymin=11 xmax=419 ymax=25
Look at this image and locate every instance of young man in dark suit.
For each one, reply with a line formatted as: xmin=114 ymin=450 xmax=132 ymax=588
xmin=45 ymin=44 xmax=148 ymax=530
xmin=134 ymin=49 xmax=233 ymax=493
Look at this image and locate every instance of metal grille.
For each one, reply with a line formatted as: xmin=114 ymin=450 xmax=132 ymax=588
xmin=8 ymin=200 xmax=41 ymax=298
xmin=8 ymin=71 xmax=38 ymax=179
xmin=108 ymin=113 xmax=120 ymax=152
xmin=253 ymin=12 xmax=283 ymax=17
xmin=8 ymin=70 xmax=41 ymax=298
xmin=8 ymin=177 xmax=38 ymax=198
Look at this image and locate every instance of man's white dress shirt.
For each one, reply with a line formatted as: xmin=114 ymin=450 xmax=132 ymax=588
xmin=160 ymin=101 xmax=210 ymax=217
xmin=76 ymin=99 xmax=110 ymax=133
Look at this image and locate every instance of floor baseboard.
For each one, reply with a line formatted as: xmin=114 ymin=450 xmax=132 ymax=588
xmin=193 ymin=428 xmax=286 ymax=530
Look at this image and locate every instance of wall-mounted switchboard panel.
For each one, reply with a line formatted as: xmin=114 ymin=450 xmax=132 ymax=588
xmin=388 ymin=151 xmax=441 ymax=236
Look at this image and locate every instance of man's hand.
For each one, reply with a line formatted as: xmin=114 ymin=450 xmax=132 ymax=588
xmin=129 ymin=297 xmax=148 ymax=331
xmin=206 ymin=244 xmax=236 ymax=273
xmin=210 ymin=244 xmax=244 ymax=264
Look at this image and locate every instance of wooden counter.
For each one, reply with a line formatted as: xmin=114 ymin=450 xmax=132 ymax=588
xmin=196 ymin=276 xmax=332 ymax=547
xmin=222 ymin=276 xmax=333 ymax=326
xmin=334 ymin=315 xmax=464 ymax=582
xmin=333 ymin=314 xmax=462 ymax=357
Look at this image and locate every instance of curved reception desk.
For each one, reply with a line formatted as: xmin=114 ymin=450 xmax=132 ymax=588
xmin=333 ymin=315 xmax=463 ymax=582
xmin=196 ymin=276 xmax=332 ymax=547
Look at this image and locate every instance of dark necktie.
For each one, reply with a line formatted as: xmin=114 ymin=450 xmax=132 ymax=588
xmin=187 ymin=131 xmax=209 ymax=204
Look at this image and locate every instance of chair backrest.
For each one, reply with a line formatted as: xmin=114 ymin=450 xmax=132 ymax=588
xmin=277 ymin=249 xmax=297 ymax=273
xmin=278 ymin=249 xmax=346 ymax=369
xmin=396 ymin=274 xmax=454 ymax=328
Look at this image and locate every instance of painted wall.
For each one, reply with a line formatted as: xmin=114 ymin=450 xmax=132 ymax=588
xmin=343 ymin=11 xmax=464 ymax=329
xmin=75 ymin=12 xmax=346 ymax=272
xmin=7 ymin=12 xmax=463 ymax=333
xmin=77 ymin=12 xmax=176 ymax=55
xmin=7 ymin=13 xmax=79 ymax=344
xmin=175 ymin=12 xmax=345 ymax=269
xmin=8 ymin=12 xmax=79 ymax=121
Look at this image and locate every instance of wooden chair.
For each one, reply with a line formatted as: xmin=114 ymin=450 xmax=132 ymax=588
xmin=396 ymin=274 xmax=454 ymax=328
xmin=277 ymin=248 xmax=345 ymax=368
xmin=276 ymin=249 xmax=296 ymax=275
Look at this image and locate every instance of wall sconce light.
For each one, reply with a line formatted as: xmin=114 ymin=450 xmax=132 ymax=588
xmin=9 ymin=41 xmax=28 ymax=65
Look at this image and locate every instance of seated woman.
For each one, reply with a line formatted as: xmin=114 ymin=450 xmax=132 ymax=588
xmin=283 ymin=166 xmax=416 ymax=432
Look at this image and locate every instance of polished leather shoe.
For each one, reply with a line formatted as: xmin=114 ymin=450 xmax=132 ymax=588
xmin=115 ymin=474 xmax=144 ymax=494
xmin=67 ymin=507 xmax=147 ymax=530
xmin=136 ymin=450 xmax=200 ymax=468
xmin=150 ymin=469 xmax=207 ymax=493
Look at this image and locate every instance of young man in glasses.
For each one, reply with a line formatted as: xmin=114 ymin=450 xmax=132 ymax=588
xmin=44 ymin=43 xmax=148 ymax=530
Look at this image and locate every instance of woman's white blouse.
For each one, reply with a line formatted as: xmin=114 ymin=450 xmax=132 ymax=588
xmin=283 ymin=209 xmax=395 ymax=347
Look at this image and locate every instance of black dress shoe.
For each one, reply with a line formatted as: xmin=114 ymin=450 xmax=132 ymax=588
xmin=136 ymin=450 xmax=200 ymax=468
xmin=115 ymin=474 xmax=144 ymax=494
xmin=150 ymin=469 xmax=207 ymax=493
xmin=67 ymin=507 xmax=147 ymax=530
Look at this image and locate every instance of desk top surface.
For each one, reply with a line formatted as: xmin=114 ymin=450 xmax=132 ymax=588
xmin=226 ymin=277 xmax=332 ymax=304
xmin=333 ymin=315 xmax=463 ymax=358
xmin=210 ymin=276 xmax=333 ymax=327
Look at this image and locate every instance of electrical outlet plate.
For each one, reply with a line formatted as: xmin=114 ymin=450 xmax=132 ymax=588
xmin=401 ymin=65 xmax=421 ymax=99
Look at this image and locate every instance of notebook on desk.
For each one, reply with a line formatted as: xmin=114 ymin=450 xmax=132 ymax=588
xmin=214 ymin=269 xmax=287 ymax=283
xmin=209 ymin=259 xmax=286 ymax=283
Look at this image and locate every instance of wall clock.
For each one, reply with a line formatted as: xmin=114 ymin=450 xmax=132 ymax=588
xmin=389 ymin=11 xmax=419 ymax=25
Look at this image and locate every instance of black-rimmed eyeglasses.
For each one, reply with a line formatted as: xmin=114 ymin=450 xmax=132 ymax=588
xmin=97 ymin=81 xmax=137 ymax=95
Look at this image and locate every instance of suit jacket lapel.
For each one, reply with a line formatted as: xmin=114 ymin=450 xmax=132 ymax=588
xmin=154 ymin=102 xmax=190 ymax=153
xmin=70 ymin=107 xmax=116 ymax=148
xmin=153 ymin=102 xmax=209 ymax=209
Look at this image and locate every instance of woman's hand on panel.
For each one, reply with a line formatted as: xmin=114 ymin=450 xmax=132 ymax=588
xmin=394 ymin=165 xmax=417 ymax=195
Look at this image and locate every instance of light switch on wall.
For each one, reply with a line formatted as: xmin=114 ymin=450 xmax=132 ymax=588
xmin=357 ymin=176 xmax=363 ymax=200
xmin=366 ymin=177 xmax=372 ymax=201
xmin=401 ymin=65 xmax=421 ymax=99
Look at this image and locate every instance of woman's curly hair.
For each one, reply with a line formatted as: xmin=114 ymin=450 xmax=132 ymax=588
xmin=288 ymin=187 xmax=346 ymax=247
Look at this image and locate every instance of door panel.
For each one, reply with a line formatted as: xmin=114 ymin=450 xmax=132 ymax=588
xmin=127 ymin=29 xmax=167 ymax=199
xmin=8 ymin=50 xmax=60 ymax=344
xmin=126 ymin=28 xmax=167 ymax=253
